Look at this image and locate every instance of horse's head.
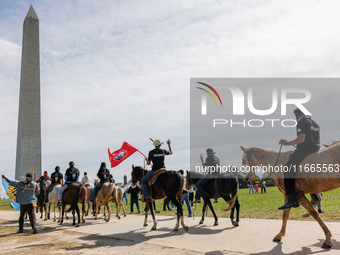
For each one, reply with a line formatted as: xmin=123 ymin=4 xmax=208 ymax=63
xmin=131 ymin=165 xmax=145 ymax=186
xmin=185 ymin=170 xmax=202 ymax=189
xmin=94 ymin=179 xmax=100 ymax=186
xmin=240 ymin=146 xmax=257 ymax=180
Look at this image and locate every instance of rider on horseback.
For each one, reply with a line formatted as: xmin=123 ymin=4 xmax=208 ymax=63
xmin=278 ymin=108 xmax=320 ymax=210
xmin=90 ymin=162 xmax=110 ymax=202
xmin=36 ymin=171 xmax=51 ymax=183
xmin=57 ymin=161 xmax=80 ymax=206
xmin=193 ymin=148 xmax=220 ymax=203
xmin=45 ymin=166 xmax=64 ymax=203
xmin=141 ymin=139 xmax=172 ymax=202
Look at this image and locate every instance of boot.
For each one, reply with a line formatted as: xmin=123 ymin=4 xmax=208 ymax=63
xmin=278 ymin=195 xmax=299 ymax=210
xmin=32 ymin=227 xmax=38 ymax=234
xmin=318 ymin=209 xmax=325 ymax=213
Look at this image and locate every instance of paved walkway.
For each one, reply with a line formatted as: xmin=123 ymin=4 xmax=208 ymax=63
xmin=1 ymin=210 xmax=340 ymax=254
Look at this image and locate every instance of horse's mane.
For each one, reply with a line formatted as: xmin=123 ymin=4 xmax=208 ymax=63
xmin=323 ymin=141 xmax=340 ymax=148
xmin=188 ymin=171 xmax=204 ymax=179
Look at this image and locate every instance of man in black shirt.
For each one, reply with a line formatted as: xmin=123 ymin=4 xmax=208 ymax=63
xmin=278 ymin=108 xmax=320 ymax=210
xmin=193 ymin=148 xmax=220 ymax=203
xmin=127 ymin=185 xmax=141 ymax=213
xmin=141 ymin=139 xmax=172 ymax=202
xmin=45 ymin=166 xmax=64 ymax=203
xmin=90 ymin=162 xmax=110 ymax=202
xmin=57 ymin=161 xmax=80 ymax=205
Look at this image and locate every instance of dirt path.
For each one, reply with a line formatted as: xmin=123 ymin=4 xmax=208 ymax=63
xmin=1 ymin=210 xmax=340 ymax=255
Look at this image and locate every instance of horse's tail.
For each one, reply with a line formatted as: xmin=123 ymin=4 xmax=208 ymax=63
xmin=66 ymin=184 xmax=82 ymax=213
xmin=169 ymin=172 xmax=184 ymax=199
xmin=225 ymin=177 xmax=239 ymax=212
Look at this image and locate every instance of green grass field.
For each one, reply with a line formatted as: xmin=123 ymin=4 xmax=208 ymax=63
xmin=2 ymin=186 xmax=339 ymax=221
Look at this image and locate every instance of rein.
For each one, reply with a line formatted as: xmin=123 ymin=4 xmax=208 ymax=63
xmin=262 ymin=144 xmax=283 ymax=181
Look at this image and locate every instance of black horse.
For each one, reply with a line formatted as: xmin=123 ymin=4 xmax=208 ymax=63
xmin=186 ymin=171 xmax=240 ymax=227
xmin=37 ymin=179 xmax=50 ymax=220
xmin=131 ymin=165 xmax=189 ymax=232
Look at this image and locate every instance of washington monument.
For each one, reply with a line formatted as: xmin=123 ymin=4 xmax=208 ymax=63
xmin=15 ymin=6 xmax=41 ymax=180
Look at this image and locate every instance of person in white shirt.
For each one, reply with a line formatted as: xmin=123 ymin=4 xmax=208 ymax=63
xmin=81 ymin=172 xmax=90 ymax=186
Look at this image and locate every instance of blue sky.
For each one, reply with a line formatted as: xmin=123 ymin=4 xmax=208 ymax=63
xmin=1 ymin=0 xmax=340 ymax=196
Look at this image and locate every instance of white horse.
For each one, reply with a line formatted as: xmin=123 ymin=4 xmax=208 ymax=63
xmin=46 ymin=184 xmax=62 ymax=222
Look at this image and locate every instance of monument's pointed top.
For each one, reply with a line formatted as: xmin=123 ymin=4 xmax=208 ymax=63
xmin=26 ymin=5 xmax=38 ymax=20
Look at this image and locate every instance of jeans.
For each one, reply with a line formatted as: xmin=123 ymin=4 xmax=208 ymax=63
xmin=141 ymin=170 xmax=155 ymax=198
xmin=130 ymin=198 xmax=140 ymax=212
xmin=122 ymin=193 xmax=128 ymax=205
xmin=284 ymin=146 xmax=319 ymax=195
xmin=91 ymin=183 xmax=102 ymax=201
xmin=195 ymin=174 xmax=213 ymax=200
xmin=181 ymin=192 xmax=192 ymax=216
xmin=248 ymin=184 xmax=254 ymax=194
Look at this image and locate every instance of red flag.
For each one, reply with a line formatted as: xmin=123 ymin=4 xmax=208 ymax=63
xmin=108 ymin=142 xmax=138 ymax=168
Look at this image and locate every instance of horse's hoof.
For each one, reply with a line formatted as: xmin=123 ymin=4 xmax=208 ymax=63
xmin=232 ymin=221 xmax=239 ymax=227
xmin=106 ymin=220 xmax=110 ymax=222
xmin=72 ymin=223 xmax=76 ymax=226
xmin=59 ymin=223 xmax=63 ymax=225
xmin=214 ymin=222 xmax=218 ymax=226
xmin=199 ymin=221 xmax=203 ymax=224
xmin=183 ymin=226 xmax=189 ymax=232
xmin=174 ymin=228 xmax=179 ymax=231
xmin=124 ymin=215 xmax=127 ymax=217
xmin=117 ymin=216 xmax=121 ymax=220
xmin=321 ymin=242 xmax=332 ymax=249
xmin=44 ymin=219 xmax=47 ymax=221
xmin=143 ymin=223 xmax=148 ymax=227
xmin=82 ymin=220 xmax=85 ymax=223
xmin=273 ymin=236 xmax=281 ymax=242
xmin=151 ymin=226 xmax=157 ymax=231
xmin=76 ymin=224 xmax=80 ymax=227
xmin=53 ymin=219 xmax=56 ymax=222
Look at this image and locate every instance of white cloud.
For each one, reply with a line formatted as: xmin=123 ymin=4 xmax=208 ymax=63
xmin=1 ymin=0 xmax=340 ymax=187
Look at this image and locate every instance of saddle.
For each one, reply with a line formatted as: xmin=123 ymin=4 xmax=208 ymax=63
xmin=147 ymin=169 xmax=167 ymax=186
xmin=84 ymin=184 xmax=91 ymax=187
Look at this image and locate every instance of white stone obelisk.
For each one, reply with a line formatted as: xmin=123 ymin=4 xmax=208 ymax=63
xmin=15 ymin=6 xmax=41 ymax=180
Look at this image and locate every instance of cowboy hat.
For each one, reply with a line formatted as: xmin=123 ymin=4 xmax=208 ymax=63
xmin=152 ymin=139 xmax=164 ymax=147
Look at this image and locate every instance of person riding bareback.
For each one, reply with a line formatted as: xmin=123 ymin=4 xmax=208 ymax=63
xmin=278 ymin=108 xmax=320 ymax=210
xmin=90 ymin=162 xmax=110 ymax=202
xmin=57 ymin=161 xmax=80 ymax=206
xmin=141 ymin=139 xmax=172 ymax=202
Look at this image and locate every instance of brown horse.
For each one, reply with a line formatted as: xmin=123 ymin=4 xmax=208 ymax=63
xmin=240 ymin=142 xmax=340 ymax=248
xmin=94 ymin=180 xmax=123 ymax=221
xmin=59 ymin=183 xmax=87 ymax=227
xmin=131 ymin=165 xmax=189 ymax=232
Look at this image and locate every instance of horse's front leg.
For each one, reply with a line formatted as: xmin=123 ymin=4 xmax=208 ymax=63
xmin=199 ymin=201 xmax=208 ymax=224
xmin=115 ymin=201 xmax=121 ymax=220
xmin=298 ymin=195 xmax=332 ymax=248
xmin=107 ymin=202 xmax=111 ymax=222
xmin=274 ymin=195 xmax=291 ymax=242
xmin=75 ymin=206 xmax=80 ymax=227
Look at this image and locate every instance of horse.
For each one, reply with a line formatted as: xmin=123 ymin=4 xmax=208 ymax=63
xmin=240 ymin=142 xmax=340 ymax=248
xmin=186 ymin=171 xmax=240 ymax=227
xmin=45 ymin=183 xmax=62 ymax=222
xmin=59 ymin=183 xmax=87 ymax=227
xmin=116 ymin=186 xmax=127 ymax=217
xmin=37 ymin=179 xmax=50 ymax=220
xmin=131 ymin=165 xmax=189 ymax=232
xmin=84 ymin=184 xmax=94 ymax=216
xmin=93 ymin=180 xmax=122 ymax=221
